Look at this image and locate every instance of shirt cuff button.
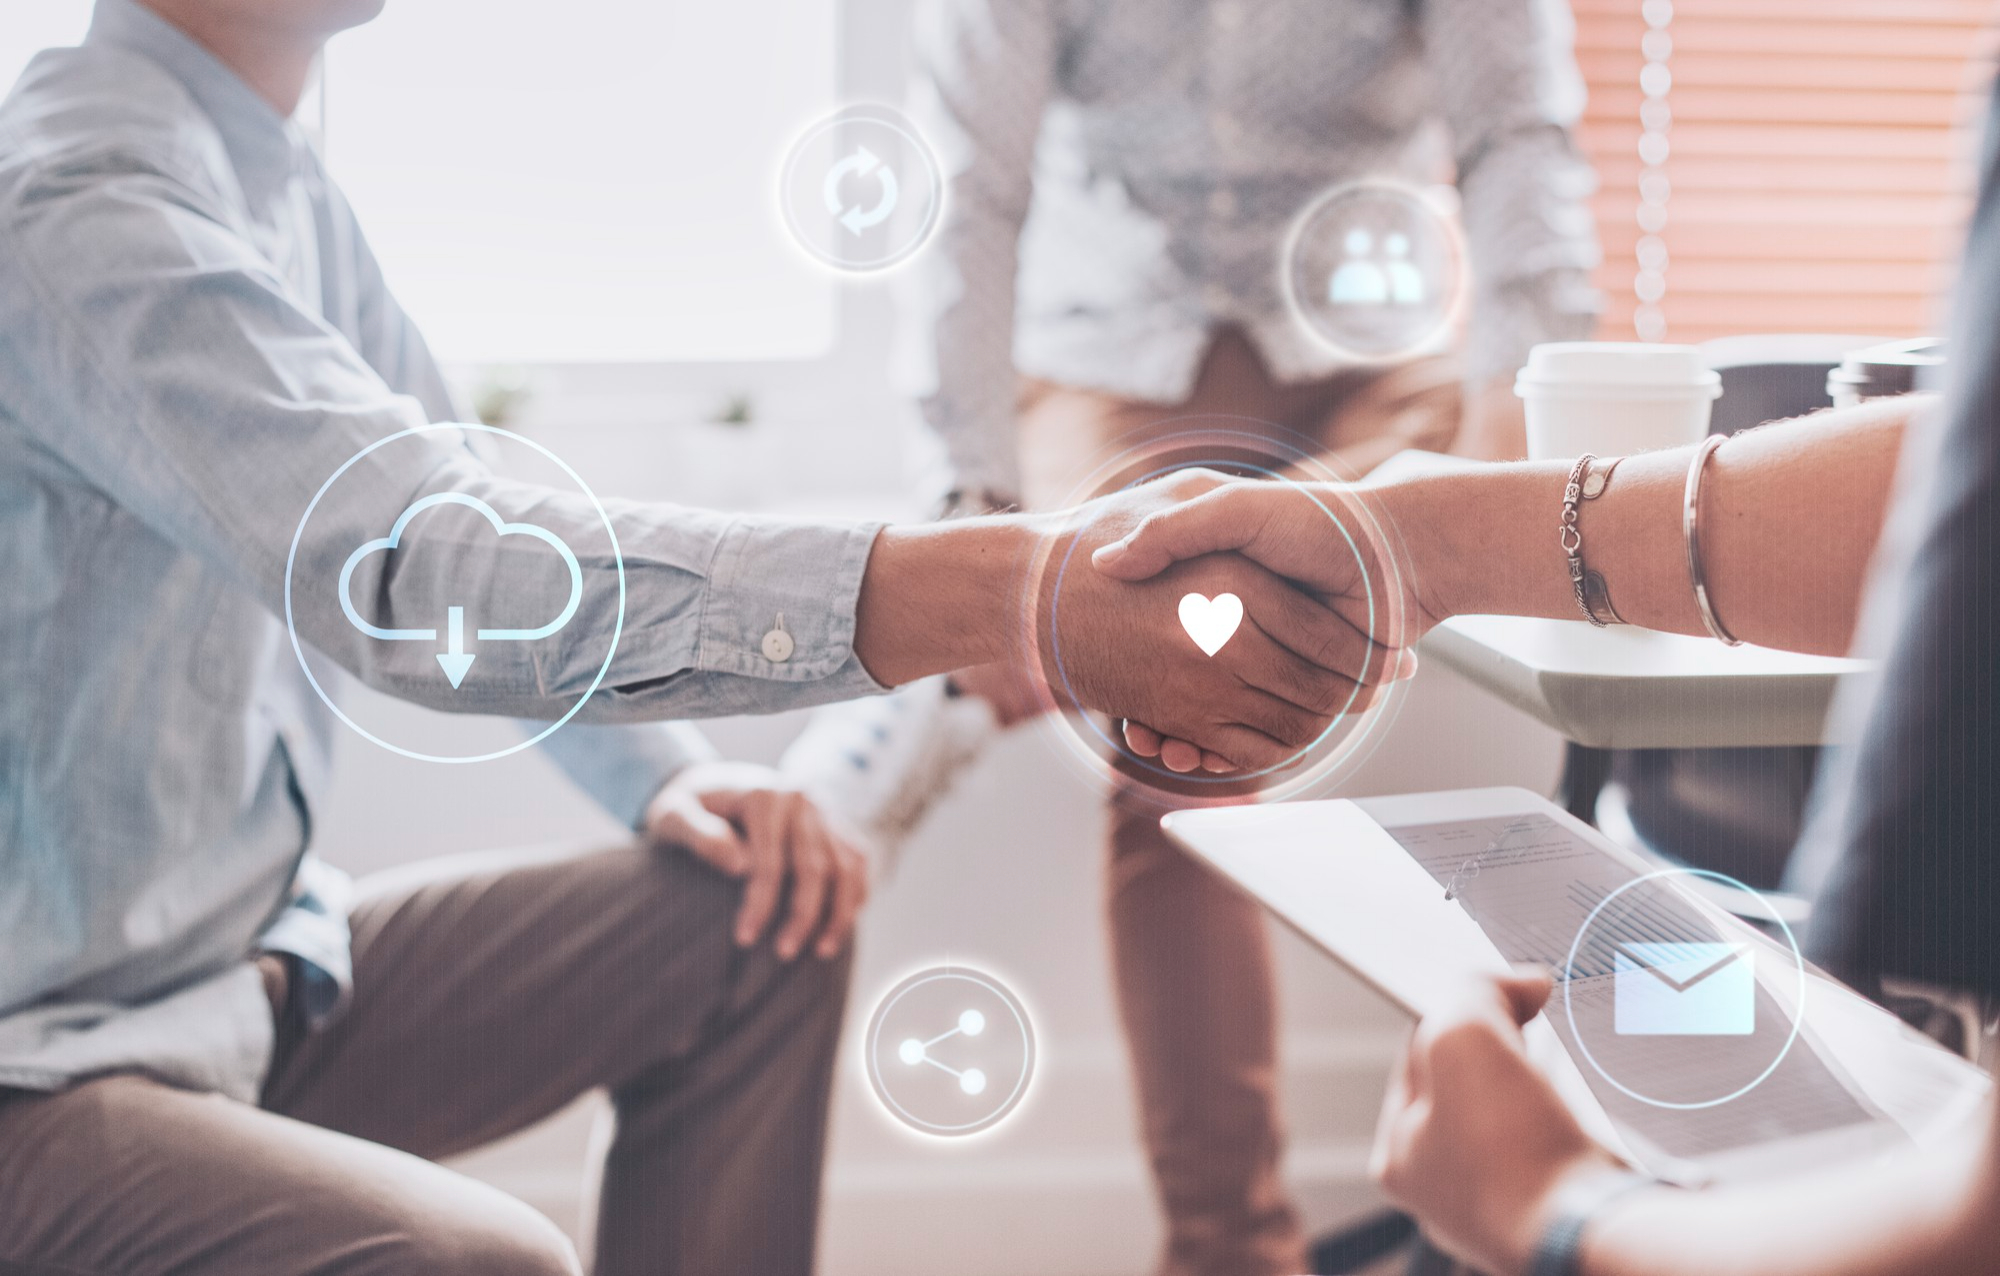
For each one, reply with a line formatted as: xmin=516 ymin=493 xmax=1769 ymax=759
xmin=761 ymin=624 xmax=795 ymax=663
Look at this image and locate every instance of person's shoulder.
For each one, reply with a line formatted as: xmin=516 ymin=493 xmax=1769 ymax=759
xmin=0 ymin=44 xmax=228 ymax=215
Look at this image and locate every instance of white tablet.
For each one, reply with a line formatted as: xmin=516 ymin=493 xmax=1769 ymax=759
xmin=1158 ymin=796 xmax=1515 ymax=1019
xmin=1162 ymin=786 xmax=1991 ymax=1182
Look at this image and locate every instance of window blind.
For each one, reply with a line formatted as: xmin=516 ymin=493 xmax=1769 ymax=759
xmin=1571 ymin=0 xmax=1998 ymax=344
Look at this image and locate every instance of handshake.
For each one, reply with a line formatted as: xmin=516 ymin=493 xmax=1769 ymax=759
xmin=857 ymin=468 xmax=1446 ymax=778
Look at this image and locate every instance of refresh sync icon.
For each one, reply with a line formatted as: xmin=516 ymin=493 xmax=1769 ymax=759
xmin=338 ymin=492 xmax=582 ymax=689
xmin=779 ymin=105 xmax=942 ymax=272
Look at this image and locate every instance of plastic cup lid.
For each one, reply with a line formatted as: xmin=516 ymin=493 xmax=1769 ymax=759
xmin=1514 ymin=342 xmax=1722 ymax=399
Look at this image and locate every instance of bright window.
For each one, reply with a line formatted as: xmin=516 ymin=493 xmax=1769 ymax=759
xmin=324 ymin=2 xmax=840 ymax=365
xmin=0 ymin=0 xmax=92 ymax=93
xmin=1 ymin=1 xmax=841 ymax=365
xmin=1575 ymin=0 xmax=1997 ymax=343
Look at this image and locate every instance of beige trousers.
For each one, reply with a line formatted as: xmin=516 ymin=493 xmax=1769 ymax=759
xmin=0 ymin=842 xmax=852 ymax=1276
xmin=1018 ymin=330 xmax=1460 ymax=1276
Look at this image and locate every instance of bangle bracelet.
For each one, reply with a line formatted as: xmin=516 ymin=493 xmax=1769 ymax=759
xmin=1681 ymin=434 xmax=1743 ymax=646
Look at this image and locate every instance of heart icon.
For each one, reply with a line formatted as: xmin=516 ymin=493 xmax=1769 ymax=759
xmin=1178 ymin=592 xmax=1244 ymax=657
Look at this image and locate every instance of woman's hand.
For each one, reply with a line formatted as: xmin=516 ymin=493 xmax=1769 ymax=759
xmin=1371 ymin=968 xmax=1626 ymax=1276
xmin=643 ymin=761 xmax=869 ymax=961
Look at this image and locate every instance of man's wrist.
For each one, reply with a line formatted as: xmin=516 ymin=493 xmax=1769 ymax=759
xmin=853 ymin=515 xmax=1046 ymax=686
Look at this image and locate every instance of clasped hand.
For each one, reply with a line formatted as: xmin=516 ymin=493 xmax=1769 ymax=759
xmin=1037 ymin=471 xmax=1425 ymax=774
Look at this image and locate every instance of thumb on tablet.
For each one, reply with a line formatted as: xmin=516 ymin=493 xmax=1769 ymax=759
xmin=1495 ymin=965 xmax=1553 ymax=1026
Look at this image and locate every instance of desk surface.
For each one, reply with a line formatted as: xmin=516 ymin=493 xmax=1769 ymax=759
xmin=1420 ymin=615 xmax=1868 ymax=749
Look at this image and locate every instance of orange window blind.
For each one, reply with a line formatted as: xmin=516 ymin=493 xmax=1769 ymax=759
xmin=1571 ymin=0 xmax=1999 ymax=344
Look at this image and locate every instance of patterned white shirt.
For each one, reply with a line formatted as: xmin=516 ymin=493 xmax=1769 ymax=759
xmin=902 ymin=0 xmax=1604 ymax=496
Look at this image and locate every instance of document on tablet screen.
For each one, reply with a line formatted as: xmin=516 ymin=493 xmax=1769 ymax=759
xmin=1384 ymin=812 xmax=1879 ymax=1164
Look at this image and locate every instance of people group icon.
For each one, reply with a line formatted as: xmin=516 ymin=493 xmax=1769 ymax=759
xmin=1328 ymin=226 xmax=1427 ymax=308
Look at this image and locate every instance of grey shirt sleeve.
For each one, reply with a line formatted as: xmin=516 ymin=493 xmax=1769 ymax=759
xmin=899 ymin=0 xmax=1061 ymax=500
xmin=337 ymin=202 xmax=725 ymax=825
xmin=0 ymin=149 xmax=888 ymax=727
xmin=1419 ymin=0 xmax=1603 ymax=387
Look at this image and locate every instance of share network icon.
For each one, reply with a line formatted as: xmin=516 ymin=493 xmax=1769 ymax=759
xmin=865 ymin=966 xmax=1035 ymax=1137
xmin=899 ymin=1008 xmax=991 ymax=1095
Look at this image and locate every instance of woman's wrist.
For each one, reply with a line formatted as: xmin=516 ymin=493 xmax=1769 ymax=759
xmin=1506 ymin=1161 xmax=1654 ymax=1276
xmin=1375 ymin=463 xmax=1573 ymax=626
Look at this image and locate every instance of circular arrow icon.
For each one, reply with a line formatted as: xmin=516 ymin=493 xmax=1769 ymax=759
xmin=822 ymin=145 xmax=900 ymax=237
xmin=780 ymin=106 xmax=941 ymax=272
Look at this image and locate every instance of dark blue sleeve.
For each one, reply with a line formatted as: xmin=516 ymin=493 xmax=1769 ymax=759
xmin=1793 ymin=82 xmax=2000 ymax=996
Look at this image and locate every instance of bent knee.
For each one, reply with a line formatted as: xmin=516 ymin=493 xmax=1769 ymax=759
xmin=753 ymin=924 xmax=856 ymax=1013
xmin=369 ymin=1191 xmax=580 ymax=1276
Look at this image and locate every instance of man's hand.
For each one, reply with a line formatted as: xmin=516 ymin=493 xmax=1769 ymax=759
xmin=1089 ymin=478 xmax=1429 ymax=772
xmin=643 ymin=761 xmax=868 ymax=961
xmin=1036 ymin=471 xmax=1407 ymax=773
xmin=1371 ymin=969 xmax=1626 ymax=1276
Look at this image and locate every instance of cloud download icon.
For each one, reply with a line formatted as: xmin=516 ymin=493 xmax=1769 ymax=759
xmin=338 ymin=492 xmax=583 ymax=689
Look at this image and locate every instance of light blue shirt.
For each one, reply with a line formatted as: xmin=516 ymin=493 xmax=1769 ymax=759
xmin=0 ymin=0 xmax=885 ymax=1102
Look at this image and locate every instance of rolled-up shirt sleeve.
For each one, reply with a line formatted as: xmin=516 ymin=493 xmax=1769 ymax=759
xmin=0 ymin=151 xmax=888 ymax=724
xmin=1421 ymin=0 xmax=1603 ymax=387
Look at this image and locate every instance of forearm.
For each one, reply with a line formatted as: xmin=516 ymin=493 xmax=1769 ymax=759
xmin=1393 ymin=396 xmax=1921 ymax=654
xmin=852 ymin=514 xmax=1044 ymax=686
xmin=1579 ymin=1121 xmax=1999 ymax=1276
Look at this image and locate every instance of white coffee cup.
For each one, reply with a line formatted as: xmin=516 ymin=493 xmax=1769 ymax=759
xmin=1514 ymin=342 xmax=1722 ymax=462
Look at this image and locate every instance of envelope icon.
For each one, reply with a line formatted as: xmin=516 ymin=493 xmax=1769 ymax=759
xmin=1613 ymin=942 xmax=1754 ymax=1036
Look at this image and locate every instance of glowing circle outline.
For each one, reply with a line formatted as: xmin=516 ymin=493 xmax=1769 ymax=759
xmin=1034 ymin=425 xmax=1409 ymax=794
xmin=1279 ymin=178 xmax=1468 ymax=364
xmin=1561 ymin=866 xmax=1808 ymax=1111
xmin=778 ymin=106 xmax=944 ymax=273
xmin=864 ymin=966 xmax=1036 ymax=1137
xmin=283 ymin=422 xmax=626 ymax=765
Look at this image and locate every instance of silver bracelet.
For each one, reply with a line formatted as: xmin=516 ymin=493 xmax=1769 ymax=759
xmin=1681 ymin=434 xmax=1743 ymax=646
xmin=1560 ymin=454 xmax=1623 ymax=627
